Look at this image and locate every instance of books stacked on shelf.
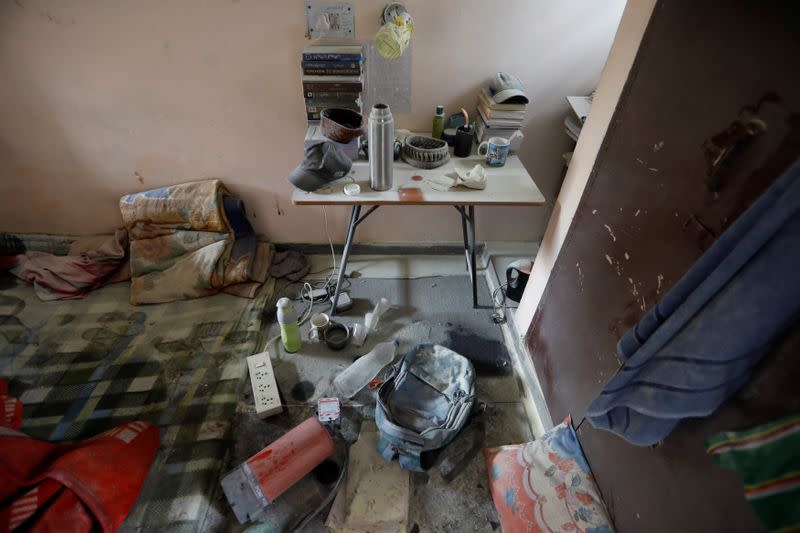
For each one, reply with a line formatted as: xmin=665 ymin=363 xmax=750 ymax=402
xmin=304 ymin=124 xmax=359 ymax=161
xmin=301 ymin=42 xmax=364 ymax=123
xmin=563 ymin=95 xmax=592 ymax=142
xmin=476 ymin=87 xmax=527 ymax=147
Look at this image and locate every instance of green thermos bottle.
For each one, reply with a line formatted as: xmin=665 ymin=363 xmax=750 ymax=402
xmin=432 ymin=105 xmax=445 ymax=138
xmin=276 ymin=297 xmax=301 ymax=353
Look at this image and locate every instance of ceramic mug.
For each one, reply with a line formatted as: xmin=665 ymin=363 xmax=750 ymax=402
xmin=478 ymin=136 xmax=510 ymax=167
xmin=453 ymin=126 xmax=474 ymax=158
xmin=308 ymin=313 xmax=330 ymax=341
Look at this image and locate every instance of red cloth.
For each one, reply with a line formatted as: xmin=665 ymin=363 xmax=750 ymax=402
xmin=0 ymin=257 xmax=18 ymax=273
xmin=0 ymin=380 xmax=158 ymax=533
xmin=0 ymin=380 xmax=22 ymax=430
xmin=9 ymin=230 xmax=128 ymax=301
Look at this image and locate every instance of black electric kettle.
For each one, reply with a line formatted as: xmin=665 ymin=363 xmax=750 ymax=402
xmin=505 ymin=260 xmax=533 ymax=303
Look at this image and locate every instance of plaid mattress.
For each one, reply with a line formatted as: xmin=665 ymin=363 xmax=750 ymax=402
xmin=0 ymin=278 xmax=274 ymax=532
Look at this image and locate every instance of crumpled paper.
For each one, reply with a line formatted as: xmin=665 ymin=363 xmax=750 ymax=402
xmin=426 ymin=164 xmax=487 ymax=191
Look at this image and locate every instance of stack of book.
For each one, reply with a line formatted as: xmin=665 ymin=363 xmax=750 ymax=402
xmin=475 ymin=87 xmax=527 ymax=145
xmin=563 ymin=95 xmax=592 ymax=142
xmin=301 ymin=42 xmax=364 ymax=123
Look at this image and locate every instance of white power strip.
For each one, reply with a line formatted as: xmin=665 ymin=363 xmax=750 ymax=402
xmin=247 ymin=351 xmax=282 ymax=418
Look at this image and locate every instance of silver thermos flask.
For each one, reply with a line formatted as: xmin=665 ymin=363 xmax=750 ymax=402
xmin=368 ymin=103 xmax=394 ymax=191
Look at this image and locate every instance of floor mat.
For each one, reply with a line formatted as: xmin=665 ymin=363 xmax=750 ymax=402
xmin=204 ymin=275 xmax=532 ymax=532
xmin=0 ymin=278 xmax=274 ymax=532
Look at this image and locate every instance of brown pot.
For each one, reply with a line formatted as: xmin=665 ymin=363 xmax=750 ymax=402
xmin=321 ymin=108 xmax=365 ymax=144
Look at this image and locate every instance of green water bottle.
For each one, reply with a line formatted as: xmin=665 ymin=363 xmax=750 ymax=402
xmin=432 ymin=105 xmax=445 ymax=138
xmin=276 ymin=297 xmax=301 ymax=353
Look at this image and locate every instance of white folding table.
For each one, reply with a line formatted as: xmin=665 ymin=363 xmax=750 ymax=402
xmin=291 ymin=152 xmax=545 ymax=314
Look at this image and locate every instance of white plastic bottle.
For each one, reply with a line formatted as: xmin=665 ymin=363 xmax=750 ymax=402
xmin=334 ymin=340 xmax=399 ymax=398
xmin=276 ymin=297 xmax=301 ymax=353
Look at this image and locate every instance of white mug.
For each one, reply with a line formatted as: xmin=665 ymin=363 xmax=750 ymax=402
xmin=308 ymin=313 xmax=330 ymax=341
xmin=478 ymin=136 xmax=510 ymax=167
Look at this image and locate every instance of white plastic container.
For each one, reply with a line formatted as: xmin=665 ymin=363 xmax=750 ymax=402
xmin=333 ymin=340 xmax=399 ymax=398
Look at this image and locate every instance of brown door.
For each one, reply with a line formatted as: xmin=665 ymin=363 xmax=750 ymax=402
xmin=525 ymin=2 xmax=800 ymax=531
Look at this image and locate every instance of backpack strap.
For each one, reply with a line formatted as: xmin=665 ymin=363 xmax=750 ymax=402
xmin=376 ymin=435 xmax=397 ymax=461
xmin=375 ymin=436 xmax=425 ymax=472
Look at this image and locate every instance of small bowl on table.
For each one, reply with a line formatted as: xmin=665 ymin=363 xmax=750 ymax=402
xmin=401 ymin=135 xmax=450 ymax=169
xmin=321 ymin=108 xmax=365 ymax=144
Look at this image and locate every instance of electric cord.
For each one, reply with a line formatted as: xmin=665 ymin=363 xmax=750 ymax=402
xmin=290 ymin=442 xmax=349 ymax=533
xmin=321 ymin=205 xmax=338 ymax=290
xmin=269 ymin=205 xmax=349 ymax=351
xmin=491 ymin=282 xmax=519 ymax=324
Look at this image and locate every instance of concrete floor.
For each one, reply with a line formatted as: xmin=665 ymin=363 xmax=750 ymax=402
xmin=204 ymin=255 xmax=538 ymax=532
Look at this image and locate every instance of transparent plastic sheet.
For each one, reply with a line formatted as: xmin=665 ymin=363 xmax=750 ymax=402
xmin=362 ymin=40 xmax=411 ymax=113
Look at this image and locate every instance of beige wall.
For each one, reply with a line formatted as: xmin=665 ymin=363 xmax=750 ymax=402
xmin=515 ymin=0 xmax=656 ymax=334
xmin=0 ymin=0 xmax=625 ymax=243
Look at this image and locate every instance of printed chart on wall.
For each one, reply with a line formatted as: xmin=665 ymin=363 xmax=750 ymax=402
xmin=363 ymin=40 xmax=411 ymax=113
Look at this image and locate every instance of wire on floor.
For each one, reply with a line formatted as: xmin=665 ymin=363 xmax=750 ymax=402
xmin=270 ymin=204 xmax=347 ymax=351
xmin=491 ymin=282 xmax=519 ymax=324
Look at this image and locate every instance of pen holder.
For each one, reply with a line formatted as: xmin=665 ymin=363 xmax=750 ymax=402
xmin=454 ymin=126 xmax=474 ymax=158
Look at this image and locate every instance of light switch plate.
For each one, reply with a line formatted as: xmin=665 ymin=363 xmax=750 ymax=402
xmin=305 ymin=1 xmax=355 ymax=39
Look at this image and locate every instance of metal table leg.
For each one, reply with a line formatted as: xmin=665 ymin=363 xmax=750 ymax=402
xmin=330 ymin=205 xmax=380 ymax=315
xmin=468 ymin=205 xmax=477 ymax=308
xmin=459 ymin=205 xmax=470 ymax=272
xmin=454 ymin=205 xmax=479 ymax=308
xmin=331 ymin=204 xmax=475 ymax=313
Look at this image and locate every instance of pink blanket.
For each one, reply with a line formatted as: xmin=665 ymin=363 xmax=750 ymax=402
xmin=9 ymin=230 xmax=128 ymax=301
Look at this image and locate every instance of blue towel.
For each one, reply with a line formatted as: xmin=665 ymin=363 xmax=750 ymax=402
xmin=586 ymin=159 xmax=800 ymax=446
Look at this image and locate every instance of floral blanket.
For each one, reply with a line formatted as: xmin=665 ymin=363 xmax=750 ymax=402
xmin=120 ymin=179 xmax=271 ymax=305
xmin=485 ymin=417 xmax=613 ymax=533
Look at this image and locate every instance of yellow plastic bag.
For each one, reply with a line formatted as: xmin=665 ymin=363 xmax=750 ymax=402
xmin=375 ymin=16 xmax=413 ymax=60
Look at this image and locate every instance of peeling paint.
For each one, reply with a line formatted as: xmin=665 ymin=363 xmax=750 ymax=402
xmin=603 ymin=224 xmax=617 ymax=242
xmin=636 ymin=158 xmax=644 ymax=165
xmin=628 ymin=277 xmax=639 ymax=296
xmin=576 ymin=262 xmax=584 ymax=291
xmin=592 ymin=209 xmax=598 ymax=215
xmin=604 ymin=254 xmax=622 ymax=275
xmin=648 ymin=167 xmax=659 ymax=172
xmin=653 ymin=141 xmax=664 ymax=152
xmin=634 ymin=209 xmax=641 ymax=217
xmin=640 ymin=295 xmax=647 ymax=311
xmin=624 ymin=252 xmax=630 ymax=260
xmin=657 ymin=273 xmax=664 ymax=294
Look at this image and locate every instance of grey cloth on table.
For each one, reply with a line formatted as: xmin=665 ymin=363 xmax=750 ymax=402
xmin=287 ymin=140 xmax=352 ymax=192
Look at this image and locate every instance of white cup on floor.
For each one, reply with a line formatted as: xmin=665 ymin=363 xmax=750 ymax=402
xmin=308 ymin=313 xmax=330 ymax=342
